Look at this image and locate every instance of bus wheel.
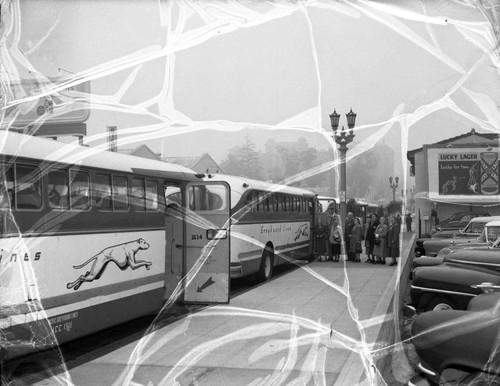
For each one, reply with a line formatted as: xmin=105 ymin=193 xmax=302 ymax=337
xmin=256 ymin=247 xmax=274 ymax=283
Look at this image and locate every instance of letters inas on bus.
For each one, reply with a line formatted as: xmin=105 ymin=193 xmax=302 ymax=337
xmin=0 ymin=251 xmax=41 ymax=263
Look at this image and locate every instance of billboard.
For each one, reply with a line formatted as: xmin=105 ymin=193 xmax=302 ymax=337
xmin=1 ymin=77 xmax=90 ymax=127
xmin=427 ymin=147 xmax=499 ymax=198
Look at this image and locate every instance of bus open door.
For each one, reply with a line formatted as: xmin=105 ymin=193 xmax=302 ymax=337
xmin=182 ymin=181 xmax=231 ymax=304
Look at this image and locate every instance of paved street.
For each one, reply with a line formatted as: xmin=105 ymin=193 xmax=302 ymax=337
xmin=8 ymin=231 xmax=416 ymax=385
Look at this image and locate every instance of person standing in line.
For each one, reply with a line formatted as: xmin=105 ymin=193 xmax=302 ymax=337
xmin=405 ymin=212 xmax=412 ymax=233
xmin=387 ymin=215 xmax=400 ymax=266
xmin=364 ymin=215 xmax=373 ymax=262
xmin=344 ymin=212 xmax=355 ymax=261
xmin=325 ymin=204 xmax=337 ymax=260
xmin=366 ymin=214 xmax=380 ymax=263
xmin=373 ymin=216 xmax=389 ymax=264
xmin=329 ymin=216 xmax=342 ymax=262
xmin=350 ymin=217 xmax=364 ymax=262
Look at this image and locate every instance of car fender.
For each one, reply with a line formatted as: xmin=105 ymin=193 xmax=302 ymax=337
xmin=411 ymin=298 xmax=500 ymax=382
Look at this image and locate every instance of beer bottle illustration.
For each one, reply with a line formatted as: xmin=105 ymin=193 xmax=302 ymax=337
xmin=480 ymin=151 xmax=498 ymax=195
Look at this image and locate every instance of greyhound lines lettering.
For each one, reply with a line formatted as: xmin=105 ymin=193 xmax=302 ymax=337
xmin=67 ymin=238 xmax=151 ymax=290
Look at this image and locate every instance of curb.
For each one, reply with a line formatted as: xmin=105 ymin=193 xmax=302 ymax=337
xmin=336 ymin=233 xmax=416 ymax=385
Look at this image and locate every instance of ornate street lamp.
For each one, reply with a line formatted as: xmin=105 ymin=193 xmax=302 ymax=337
xmin=389 ymin=176 xmax=399 ymax=202
xmin=329 ymin=108 xmax=356 ymax=234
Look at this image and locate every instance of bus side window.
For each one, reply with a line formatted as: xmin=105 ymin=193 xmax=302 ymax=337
xmin=164 ymin=186 xmax=181 ymax=209
xmin=112 ymin=176 xmax=128 ymax=210
xmin=93 ymin=174 xmax=112 ymax=210
xmin=69 ymin=171 xmax=90 ymax=210
xmin=48 ymin=170 xmax=69 ymax=209
xmin=2 ymin=165 xmax=14 ymax=209
xmin=131 ymin=178 xmax=145 ymax=210
xmin=145 ymin=180 xmax=158 ymax=211
xmin=244 ymin=192 xmax=253 ymax=212
xmin=15 ymin=164 xmax=42 ymax=210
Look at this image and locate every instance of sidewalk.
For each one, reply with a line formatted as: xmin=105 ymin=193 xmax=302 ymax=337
xmin=36 ymin=232 xmax=416 ymax=385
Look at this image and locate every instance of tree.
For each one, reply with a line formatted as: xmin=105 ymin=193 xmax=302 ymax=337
xmin=220 ymin=136 xmax=264 ymax=180
xmin=346 ymin=143 xmax=396 ymax=202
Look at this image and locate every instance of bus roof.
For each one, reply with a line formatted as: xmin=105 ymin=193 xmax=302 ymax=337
xmin=316 ymin=195 xmax=339 ymax=201
xmin=204 ymin=173 xmax=316 ymax=207
xmin=0 ymin=130 xmax=200 ymax=182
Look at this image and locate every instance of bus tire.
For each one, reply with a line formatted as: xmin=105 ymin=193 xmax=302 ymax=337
xmin=256 ymin=247 xmax=274 ymax=283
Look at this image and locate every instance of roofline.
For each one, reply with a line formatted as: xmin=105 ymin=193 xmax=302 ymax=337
xmin=406 ymin=129 xmax=500 ymax=176
xmin=204 ymin=173 xmax=316 ymax=197
xmin=0 ymin=130 xmax=199 ymax=182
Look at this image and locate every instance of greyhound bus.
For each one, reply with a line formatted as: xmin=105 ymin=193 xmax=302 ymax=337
xmin=0 ymin=130 xmax=209 ymax=360
xmin=196 ymin=174 xmax=317 ymax=282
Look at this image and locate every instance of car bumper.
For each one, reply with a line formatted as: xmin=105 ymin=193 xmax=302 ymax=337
xmin=407 ymin=373 xmax=433 ymax=386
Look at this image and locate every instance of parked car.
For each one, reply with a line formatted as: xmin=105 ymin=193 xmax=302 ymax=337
xmin=419 ymin=216 xmax=500 ymax=257
xmin=410 ymin=246 xmax=500 ymax=312
xmin=431 ymin=210 xmax=490 ymax=234
xmin=412 ymin=221 xmax=500 ymax=270
xmin=409 ymin=291 xmax=500 ymax=386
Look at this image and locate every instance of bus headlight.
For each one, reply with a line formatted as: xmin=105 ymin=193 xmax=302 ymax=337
xmin=206 ymin=229 xmax=227 ymax=240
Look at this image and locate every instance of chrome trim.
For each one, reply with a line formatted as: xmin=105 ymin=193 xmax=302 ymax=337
xmin=449 ymin=259 xmax=500 ymax=268
xmin=411 ymin=285 xmax=476 ymax=297
xmin=418 ymin=363 xmax=437 ymax=377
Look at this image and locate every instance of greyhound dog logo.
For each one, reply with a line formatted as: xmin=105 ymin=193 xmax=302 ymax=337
xmin=294 ymin=224 xmax=309 ymax=241
xmin=67 ymin=238 xmax=151 ymax=290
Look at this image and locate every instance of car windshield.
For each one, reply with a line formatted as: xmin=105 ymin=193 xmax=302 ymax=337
xmin=486 ymin=226 xmax=500 ymax=243
xmin=462 ymin=221 xmax=486 ymax=234
xmin=448 ymin=213 xmax=466 ymax=221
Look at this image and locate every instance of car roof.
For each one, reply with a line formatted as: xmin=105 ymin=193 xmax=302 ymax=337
xmin=470 ymin=216 xmax=500 ymax=223
xmin=485 ymin=220 xmax=500 ymax=227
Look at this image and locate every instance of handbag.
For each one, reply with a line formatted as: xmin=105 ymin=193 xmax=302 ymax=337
xmin=355 ymin=241 xmax=363 ymax=253
xmin=329 ymin=227 xmax=341 ymax=244
xmin=374 ymin=238 xmax=381 ymax=245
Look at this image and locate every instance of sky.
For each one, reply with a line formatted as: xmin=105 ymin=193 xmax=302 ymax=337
xmin=3 ymin=1 xmax=499 ymax=183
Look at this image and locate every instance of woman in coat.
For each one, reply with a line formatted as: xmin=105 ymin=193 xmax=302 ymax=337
xmin=329 ymin=216 xmax=342 ymax=262
xmin=367 ymin=214 xmax=380 ymax=264
xmin=349 ymin=217 xmax=364 ymax=262
xmin=373 ymin=216 xmax=389 ymax=264
xmin=387 ymin=215 xmax=400 ymax=266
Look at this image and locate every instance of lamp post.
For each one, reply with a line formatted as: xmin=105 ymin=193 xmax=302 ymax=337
xmin=329 ymin=108 xmax=356 ymax=231
xmin=389 ymin=176 xmax=399 ymax=202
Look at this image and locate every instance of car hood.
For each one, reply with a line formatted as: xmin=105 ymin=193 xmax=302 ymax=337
xmin=467 ymin=292 xmax=500 ymax=312
xmin=413 ymin=256 xmax=444 ymax=268
xmin=412 ymin=265 xmax=500 ymax=294
xmin=423 ymin=237 xmax=481 ymax=252
xmin=411 ymin=308 xmax=500 ymax=378
xmin=444 ymin=248 xmax=500 ymax=266
xmin=437 ymin=243 xmax=490 ymax=258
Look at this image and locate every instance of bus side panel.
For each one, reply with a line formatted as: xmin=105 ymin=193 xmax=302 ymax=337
xmin=164 ymin=207 xmax=184 ymax=301
xmin=43 ymin=231 xmax=164 ymax=298
xmin=0 ymin=231 xmax=166 ymax=359
xmin=3 ymin=287 xmax=164 ymax=360
xmin=231 ymin=220 xmax=311 ymax=278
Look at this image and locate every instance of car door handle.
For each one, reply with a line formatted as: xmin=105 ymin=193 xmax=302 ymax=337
xmin=471 ymin=282 xmax=500 ymax=293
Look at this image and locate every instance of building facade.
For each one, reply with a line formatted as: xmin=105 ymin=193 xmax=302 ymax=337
xmin=407 ymin=128 xmax=500 ymax=235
